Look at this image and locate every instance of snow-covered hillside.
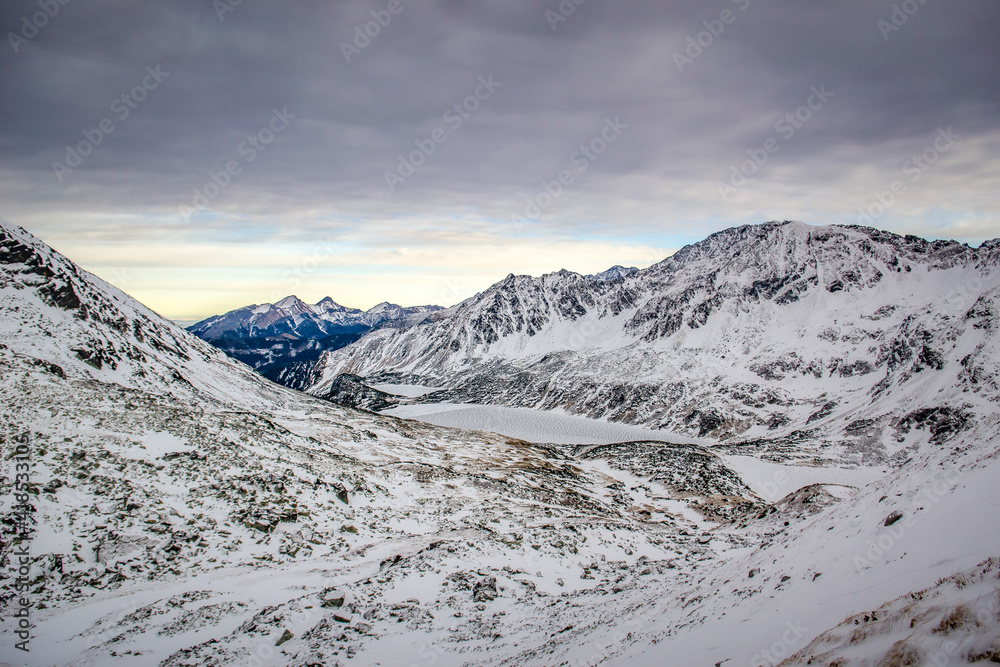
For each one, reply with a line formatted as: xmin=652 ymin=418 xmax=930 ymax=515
xmin=308 ymin=222 xmax=1000 ymax=465
xmin=1 ymin=218 xmax=998 ymax=666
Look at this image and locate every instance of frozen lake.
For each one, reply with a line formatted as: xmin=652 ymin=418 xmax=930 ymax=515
xmin=370 ymin=383 xmax=440 ymax=398
xmin=382 ymin=394 xmax=887 ymax=500
xmin=379 ymin=387 xmax=886 ymax=498
xmin=381 ymin=402 xmax=708 ymax=446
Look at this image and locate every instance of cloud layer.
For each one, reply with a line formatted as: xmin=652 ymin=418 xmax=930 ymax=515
xmin=2 ymin=0 xmax=998 ymax=318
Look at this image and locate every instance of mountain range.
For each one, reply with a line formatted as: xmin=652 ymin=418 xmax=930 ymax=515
xmin=188 ymin=295 xmax=444 ymax=340
xmin=2 ymin=218 xmax=999 ymax=666
xmin=306 ymin=221 xmax=1000 ymax=463
xmin=186 ymin=296 xmax=443 ymax=383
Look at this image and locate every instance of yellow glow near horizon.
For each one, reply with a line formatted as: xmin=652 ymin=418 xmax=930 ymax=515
xmin=59 ymin=237 xmax=677 ymax=323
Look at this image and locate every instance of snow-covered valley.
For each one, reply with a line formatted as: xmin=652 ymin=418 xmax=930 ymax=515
xmin=2 ymin=219 xmax=1000 ymax=666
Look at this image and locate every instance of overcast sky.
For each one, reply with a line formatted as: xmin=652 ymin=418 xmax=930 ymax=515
xmin=2 ymin=1 xmax=999 ymax=322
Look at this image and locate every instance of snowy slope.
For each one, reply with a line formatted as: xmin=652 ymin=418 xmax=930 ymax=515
xmin=308 ymin=222 xmax=1000 ymax=465
xmin=2 ymin=218 xmax=999 ymax=666
xmin=0 ymin=220 xmax=763 ymax=664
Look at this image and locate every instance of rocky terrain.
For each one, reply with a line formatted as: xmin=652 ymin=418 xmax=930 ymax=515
xmin=1 ymin=219 xmax=999 ymax=666
xmin=309 ymin=222 xmax=1000 ymax=465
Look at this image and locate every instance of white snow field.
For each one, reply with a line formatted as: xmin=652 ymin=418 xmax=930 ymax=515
xmin=719 ymin=454 xmax=887 ymax=503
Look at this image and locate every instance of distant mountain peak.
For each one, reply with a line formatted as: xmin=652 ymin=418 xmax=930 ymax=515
xmin=316 ymin=296 xmax=347 ymax=311
xmin=274 ymin=294 xmax=305 ymax=309
xmin=588 ymin=265 xmax=640 ymax=282
xmin=187 ymin=294 xmax=444 ymax=341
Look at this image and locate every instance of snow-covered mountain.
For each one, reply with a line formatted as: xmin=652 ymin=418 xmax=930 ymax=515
xmin=308 ymin=221 xmax=1000 ymax=463
xmin=588 ymin=264 xmax=640 ymax=281
xmin=186 ymin=295 xmax=443 ymax=384
xmin=2 ymin=218 xmax=999 ymax=666
xmin=188 ymin=295 xmax=443 ymax=339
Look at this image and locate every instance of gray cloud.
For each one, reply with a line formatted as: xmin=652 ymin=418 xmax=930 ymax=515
xmin=1 ymin=0 xmax=998 ymax=250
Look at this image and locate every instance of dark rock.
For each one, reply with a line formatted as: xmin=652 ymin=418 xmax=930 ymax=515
xmin=31 ymin=359 xmax=66 ymax=378
xmin=766 ymin=413 xmax=791 ymax=430
xmin=806 ymin=400 xmax=838 ymax=424
xmin=896 ymin=407 xmax=971 ymax=445
xmin=884 ymin=510 xmax=903 ymax=527
xmin=473 ymin=576 xmax=498 ymax=602
xmin=72 ymin=346 xmax=117 ymax=370
xmin=331 ymin=482 xmax=350 ymax=505
xmin=379 ymin=554 xmax=402 ymax=569
xmin=318 ymin=374 xmax=399 ymax=412
xmin=248 ymin=517 xmax=277 ymax=533
xmin=917 ymin=345 xmax=945 ymax=371
xmin=42 ymin=479 xmax=64 ymax=494
xmin=39 ymin=280 xmax=82 ymax=311
xmin=838 ymin=360 xmax=875 ymax=377
xmin=321 ymin=591 xmax=346 ymax=608
xmin=684 ymin=409 xmax=726 ymax=437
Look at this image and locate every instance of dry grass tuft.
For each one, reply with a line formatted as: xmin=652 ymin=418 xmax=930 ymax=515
xmin=934 ymin=604 xmax=975 ymax=634
xmin=875 ymin=640 xmax=923 ymax=667
xmin=966 ymin=638 xmax=1000 ymax=663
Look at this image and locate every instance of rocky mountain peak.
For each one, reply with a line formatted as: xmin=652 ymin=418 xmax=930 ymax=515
xmin=308 ymin=221 xmax=1000 ymax=446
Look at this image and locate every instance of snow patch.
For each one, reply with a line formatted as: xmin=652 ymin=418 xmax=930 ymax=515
xmin=720 ymin=454 xmax=886 ymax=502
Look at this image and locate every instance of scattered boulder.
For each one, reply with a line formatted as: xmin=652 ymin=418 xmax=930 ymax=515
xmin=275 ymin=628 xmax=293 ymax=646
xmin=248 ymin=517 xmax=277 ymax=533
xmin=884 ymin=510 xmax=903 ymax=527
xmin=331 ymin=482 xmax=350 ymax=505
xmin=321 ymin=590 xmax=346 ymax=609
xmin=42 ymin=479 xmax=64 ymax=494
xmin=472 ymin=576 xmax=498 ymax=602
xmin=379 ymin=554 xmax=402 ymax=569
xmin=163 ymin=451 xmax=207 ymax=462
